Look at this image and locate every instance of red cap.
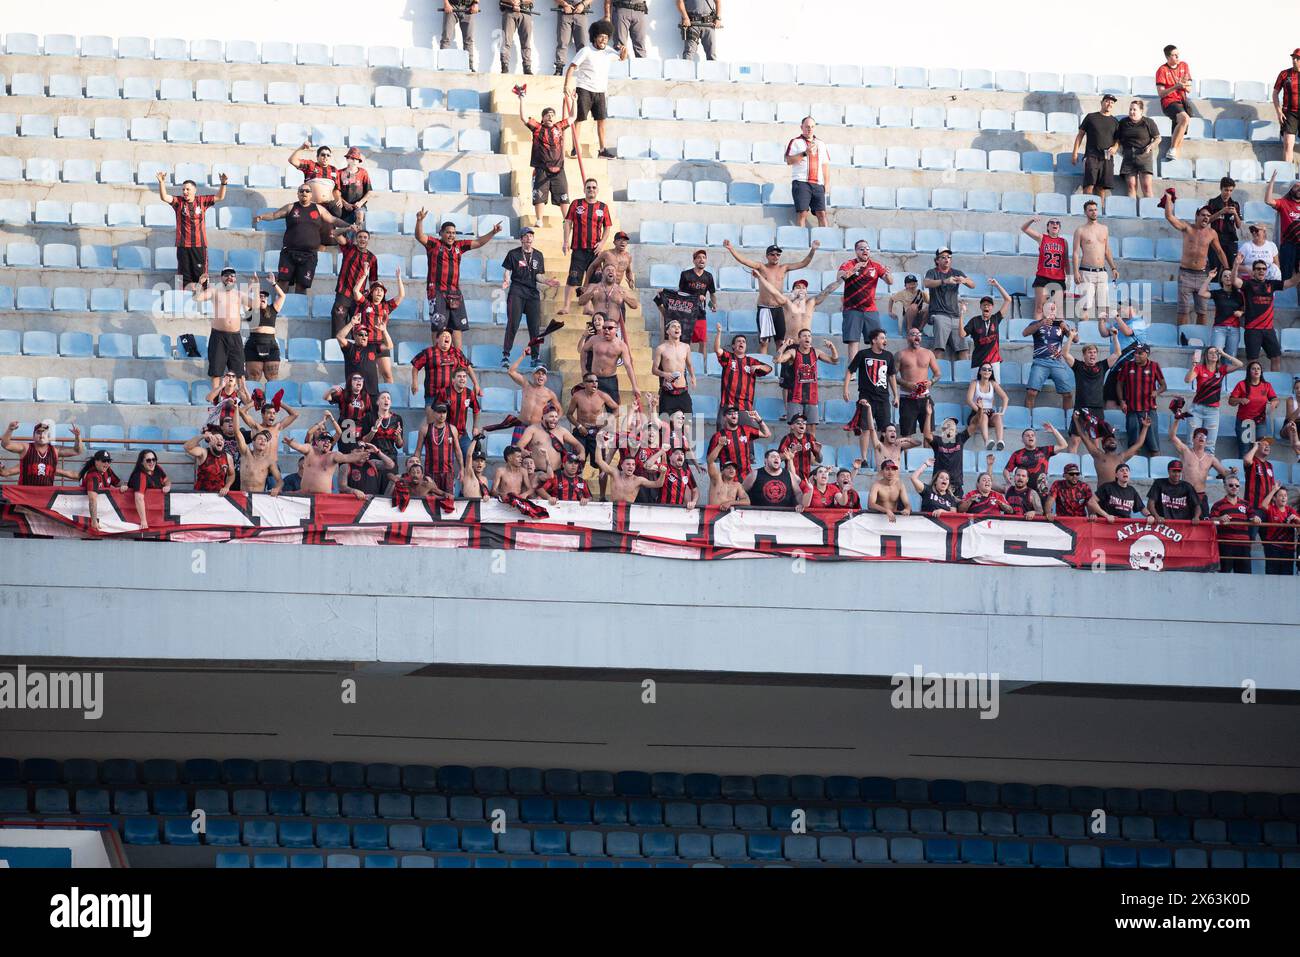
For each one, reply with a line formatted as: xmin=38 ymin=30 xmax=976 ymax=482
xmin=1292 ymin=48 xmax=1300 ymax=57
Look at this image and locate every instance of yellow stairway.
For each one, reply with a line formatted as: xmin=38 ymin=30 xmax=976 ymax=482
xmin=489 ymin=78 xmax=653 ymax=409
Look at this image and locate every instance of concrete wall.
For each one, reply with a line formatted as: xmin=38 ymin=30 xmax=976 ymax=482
xmin=1 ymin=538 xmax=1297 ymax=690
xmin=3 ymin=0 xmax=1293 ymax=84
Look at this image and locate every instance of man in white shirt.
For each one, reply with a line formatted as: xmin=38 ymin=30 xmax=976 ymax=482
xmin=786 ymin=117 xmax=831 ymax=228
xmin=563 ymin=19 xmax=629 ymax=160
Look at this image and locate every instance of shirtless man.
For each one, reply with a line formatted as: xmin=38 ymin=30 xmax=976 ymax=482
xmin=1074 ymin=412 xmax=1152 ymax=484
xmin=1072 ymin=200 xmax=1120 ymax=323
xmin=506 ymin=348 xmax=564 ymax=442
xmin=566 ymin=371 xmax=620 ymax=464
xmin=721 ymin=238 xmax=818 ymax=355
xmin=241 ymin=396 xmax=299 ymax=449
xmin=519 ymin=405 xmax=585 ymax=474
xmin=867 ymin=458 xmax=910 ymax=522
xmin=751 ymin=270 xmax=844 ymax=341
xmin=577 ymin=264 xmax=640 ymax=339
xmin=581 ymin=230 xmax=636 ymax=291
xmin=862 ymin=412 xmax=924 ymax=474
xmin=283 ymin=422 xmax=372 ymax=494
xmin=233 ymin=429 xmax=283 ymax=495
xmin=652 ymin=319 xmax=697 ymax=418
xmin=1168 ymin=419 xmax=1232 ymax=515
xmin=1162 ymin=197 xmax=1231 ymax=327
xmin=706 ymin=442 xmax=749 ymax=510
xmin=595 ymin=432 xmax=665 ymax=502
xmin=895 ymin=327 xmax=943 ymax=437
xmin=391 ymin=459 xmax=448 ymax=500
xmin=491 ymin=446 xmax=534 ymax=500
xmin=581 ymin=317 xmax=641 ymax=405
xmin=193 ymin=267 xmax=256 ymax=392
xmin=459 ymin=439 xmax=489 ymax=500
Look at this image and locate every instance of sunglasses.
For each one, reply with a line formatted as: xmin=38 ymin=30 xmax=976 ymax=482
xmin=143 ymin=457 xmax=157 ymax=463
xmin=1226 ymin=483 xmax=1240 ymax=488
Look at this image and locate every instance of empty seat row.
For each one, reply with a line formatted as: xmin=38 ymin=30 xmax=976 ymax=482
xmin=0 ymin=114 xmax=493 ymax=152
xmin=2 ymin=34 xmax=470 ymax=71
xmin=4 ymin=75 xmax=479 ymax=112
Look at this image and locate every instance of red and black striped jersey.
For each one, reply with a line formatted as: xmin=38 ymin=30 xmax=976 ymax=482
xmin=840 ymin=486 xmax=862 ymax=509
xmin=526 ymin=118 xmax=570 ymax=170
xmin=336 ymin=244 xmax=378 ymax=296
xmin=334 ymin=388 xmax=374 ymax=430
xmin=193 ymin=451 xmax=231 ymax=492
xmin=778 ymin=432 xmax=819 ymax=480
xmin=1241 ymin=278 xmax=1283 ymax=330
xmin=128 ymin=466 xmax=168 ymax=492
xmin=657 ymin=465 xmax=696 ymax=506
xmin=444 ymin=385 xmax=480 ymax=435
xmin=18 ymin=444 xmax=59 ymax=485
xmin=169 ymin=194 xmax=215 ymax=248
xmin=840 ymin=258 xmax=887 ymax=312
xmin=421 ymin=423 xmax=457 ymax=475
xmin=546 ymin=472 xmax=591 ymax=502
xmin=1006 ymin=445 xmax=1055 ymax=485
xmin=784 ymin=348 xmax=820 ymax=405
xmin=1244 ymin=457 xmax=1276 ymax=509
xmin=1035 ymin=236 xmax=1068 ymax=282
xmin=1272 ymin=196 xmax=1300 ymax=245
xmin=718 ymin=352 xmax=768 ymax=410
xmin=1209 ymin=497 xmax=1252 ymax=540
xmin=1260 ymin=502 xmax=1300 ymax=544
xmin=423 ymin=238 xmax=474 ymax=295
xmin=81 ymin=468 xmax=121 ymax=492
xmin=564 ymin=200 xmax=611 ymax=250
xmin=1049 ymin=479 xmax=1092 ymax=517
xmin=296 ymin=160 xmax=341 ymax=186
xmin=352 ymin=298 xmax=396 ymax=343
xmin=1192 ymin=361 xmax=1231 ymax=407
xmin=1275 ymin=68 xmax=1300 ymax=113
xmin=708 ymin=425 xmax=761 ymax=475
xmin=412 ymin=346 xmax=471 ymax=399
xmin=1117 ymin=360 xmax=1164 ymax=412
xmin=962 ymin=489 xmax=1010 ymax=515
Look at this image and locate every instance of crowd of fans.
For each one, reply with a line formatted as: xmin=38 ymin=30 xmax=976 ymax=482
xmin=1 ymin=26 xmax=1299 ymax=571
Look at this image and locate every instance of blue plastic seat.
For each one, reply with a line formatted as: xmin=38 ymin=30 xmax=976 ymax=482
xmin=278 ymin=821 xmax=313 ymax=848
xmin=1032 ymin=842 xmax=1067 ymax=867
xmin=242 ymin=820 xmax=277 ymax=847
xmin=265 ymin=790 xmax=302 ymax=817
xmin=123 ymin=818 xmax=160 ymax=845
xmin=101 ymin=759 xmax=139 ymax=784
xmin=315 ymin=822 xmax=351 ymax=848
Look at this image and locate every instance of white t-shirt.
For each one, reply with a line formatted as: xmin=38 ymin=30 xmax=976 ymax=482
xmin=1239 ymin=240 xmax=1281 ymax=280
xmin=569 ymin=46 xmax=621 ymax=94
xmin=785 ymin=135 xmax=830 ymax=185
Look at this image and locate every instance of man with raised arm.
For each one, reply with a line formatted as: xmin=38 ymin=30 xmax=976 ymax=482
xmin=282 ymin=420 xmax=372 ymax=495
xmin=1161 ymin=198 xmax=1231 ymax=328
xmin=2 ymin=420 xmax=83 ymax=485
xmin=415 ymin=211 xmax=502 ymax=351
xmin=722 ymin=238 xmax=819 ymax=355
xmin=581 ymin=317 xmax=640 ymax=405
xmin=156 ymin=171 xmax=226 ymax=291
xmin=184 ymin=427 xmax=236 ymax=496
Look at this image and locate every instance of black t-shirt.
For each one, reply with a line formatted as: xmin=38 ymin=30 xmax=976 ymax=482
xmin=1241 ymin=277 xmax=1284 ymax=328
xmin=368 ymin=412 xmax=404 ymax=464
xmin=678 ymin=268 xmax=716 ymax=302
xmin=1079 ymin=112 xmax=1119 ymax=153
xmin=849 ymin=348 xmax=896 ymax=400
xmin=750 ymin=468 xmax=798 ymax=508
xmin=1206 ymin=196 xmax=1242 ymax=245
xmin=345 ymin=457 xmax=388 ymax=496
xmin=655 ymin=289 xmax=702 ymax=329
xmin=964 ymin=313 xmax=1002 ymax=368
xmin=1072 ymin=361 xmax=1107 ymax=409
xmin=1148 ymin=478 xmax=1198 ymax=520
xmin=1115 ymin=116 xmax=1159 ymax=152
xmin=503 ymin=247 xmax=545 ymax=298
xmin=1095 ymin=481 xmax=1143 ymax=517
xmin=920 ymin=485 xmax=960 ymax=513
xmin=343 ymin=340 xmax=381 ymax=396
xmin=929 ymin=436 xmax=966 ymax=490
xmin=1211 ymin=287 xmax=1245 ymax=327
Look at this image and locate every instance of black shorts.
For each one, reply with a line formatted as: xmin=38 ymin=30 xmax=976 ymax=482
xmin=1244 ymin=328 xmax=1281 ymax=360
xmin=243 ymin=331 xmax=281 ymax=363
xmin=428 ymin=291 xmax=469 ymax=332
xmin=1283 ymin=111 xmax=1300 ymax=136
xmin=277 ymin=248 xmax=317 ymax=291
xmin=898 ymin=396 xmax=930 ymax=437
xmin=1120 ymin=149 xmax=1155 ymax=176
xmin=865 ymin=395 xmax=891 ymax=432
xmin=575 ymin=88 xmax=607 ymax=122
xmin=1082 ymin=152 xmax=1113 ymax=190
xmin=597 ymin=374 xmax=619 ymax=402
xmin=207 ymin=330 xmax=246 ymax=378
xmin=576 ymin=427 xmax=598 ymax=463
xmin=330 ymin=292 xmax=355 ymax=337
xmin=532 ymin=168 xmax=569 ymax=206
xmin=567 ymin=247 xmax=597 ymax=287
xmin=792 ymin=180 xmax=826 ymax=214
xmin=177 ymin=247 xmax=207 ymax=285
xmin=1032 ymin=276 xmax=1065 ymax=291
xmin=756 ymin=305 xmax=786 ymax=341
xmin=658 ymin=389 xmax=692 ymax=416
xmin=1162 ymin=100 xmax=1188 ymax=121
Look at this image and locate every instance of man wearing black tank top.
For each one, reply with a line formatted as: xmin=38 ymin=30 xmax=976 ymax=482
xmin=253 ymin=186 xmax=347 ymax=294
xmin=744 ymin=448 xmax=799 ymax=509
xmin=921 ymin=404 xmax=971 ymax=497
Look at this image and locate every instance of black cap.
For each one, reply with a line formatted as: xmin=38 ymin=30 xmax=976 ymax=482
xmin=1064 ymin=463 xmax=1081 ymax=474
xmin=220 ymin=267 xmax=236 ymax=276
xmin=723 ymin=404 xmax=739 ymax=414
xmin=92 ymin=449 xmax=112 ymax=463
xmin=564 ymin=452 xmax=582 ymax=463
xmin=1101 ymin=93 xmax=1118 ymax=102
xmin=904 ymin=274 xmax=918 ymax=283
xmin=766 ymin=245 xmax=783 ymax=255
xmin=472 ymin=449 xmax=487 ymax=461
xmin=431 ymin=401 xmax=449 ymax=413
xmin=1135 ymin=342 xmax=1151 ymax=352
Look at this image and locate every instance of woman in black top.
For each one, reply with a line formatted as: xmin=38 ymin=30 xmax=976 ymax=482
xmin=1116 ymin=100 xmax=1162 ymax=197
xmin=363 ymin=390 xmax=404 ymax=487
xmin=910 ymin=458 xmax=961 ymax=514
xmin=127 ymin=449 xmax=170 ymax=530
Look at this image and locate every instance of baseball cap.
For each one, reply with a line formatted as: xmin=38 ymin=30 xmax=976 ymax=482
xmin=520 ymin=226 xmax=534 ymax=236
xmin=564 ymin=452 xmax=582 ymax=463
xmin=792 ymin=279 xmax=808 ymax=289
xmin=1064 ymin=463 xmax=1081 ymax=474
xmin=532 ymin=364 xmax=549 ymax=374
xmin=766 ymin=244 xmax=783 ymax=255
xmin=1292 ymin=48 xmax=1300 ymax=57
xmin=1168 ymin=460 xmax=1183 ymax=471
xmin=614 ymin=231 xmax=629 ymax=241
xmin=220 ymin=267 xmax=236 ymax=276
xmin=722 ymin=403 xmax=739 ymax=414
xmin=1101 ymin=93 xmax=1118 ymax=102
xmin=1135 ymin=342 xmax=1151 ymax=352
xmin=880 ymin=459 xmax=898 ymax=470
xmin=904 ymin=274 xmax=918 ymax=283
xmin=431 ymin=401 xmax=449 ymax=412
xmin=92 ymin=449 xmax=113 ymax=463
xmin=935 ymin=248 xmax=952 ymax=257
xmin=471 ymin=448 xmax=487 ymax=461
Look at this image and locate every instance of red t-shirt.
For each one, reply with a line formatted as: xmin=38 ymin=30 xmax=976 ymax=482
xmin=1156 ymin=62 xmax=1190 ymax=108
xmin=297 ymin=160 xmax=341 ymax=186
xmin=1035 ymin=236 xmax=1068 ymax=282
xmin=839 ymin=259 xmax=887 ymax=312
xmin=1230 ymin=379 xmax=1276 ymax=422
xmin=1274 ymin=68 xmax=1300 ymax=114
xmin=962 ymin=489 xmax=1010 ymax=515
xmin=1271 ymin=195 xmax=1300 ymax=245
xmin=169 ymin=194 xmax=215 ymax=248
xmin=82 ymin=468 xmax=121 ymax=492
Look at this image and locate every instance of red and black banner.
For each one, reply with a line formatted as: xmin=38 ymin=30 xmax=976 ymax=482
xmin=0 ymin=487 xmax=1219 ymax=572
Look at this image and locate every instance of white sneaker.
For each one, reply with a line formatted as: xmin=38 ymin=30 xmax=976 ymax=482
xmin=1164 ymin=149 xmax=1177 ymax=161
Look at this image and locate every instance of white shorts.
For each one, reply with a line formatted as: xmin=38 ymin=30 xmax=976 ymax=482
xmin=1078 ymin=269 xmax=1112 ymax=314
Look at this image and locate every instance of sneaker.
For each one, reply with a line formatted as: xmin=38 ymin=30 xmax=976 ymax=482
xmin=996 ymin=441 xmax=1005 ymax=451
xmin=500 ymin=355 xmax=510 ymax=368
xmin=986 ymin=440 xmax=995 ymax=451
xmin=523 ymin=68 xmax=533 ymax=75
xmin=569 ymin=148 xmax=578 ymax=158
xmin=1163 ymin=148 xmax=1177 ymax=162
xmin=597 ymin=148 xmax=617 ymax=159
